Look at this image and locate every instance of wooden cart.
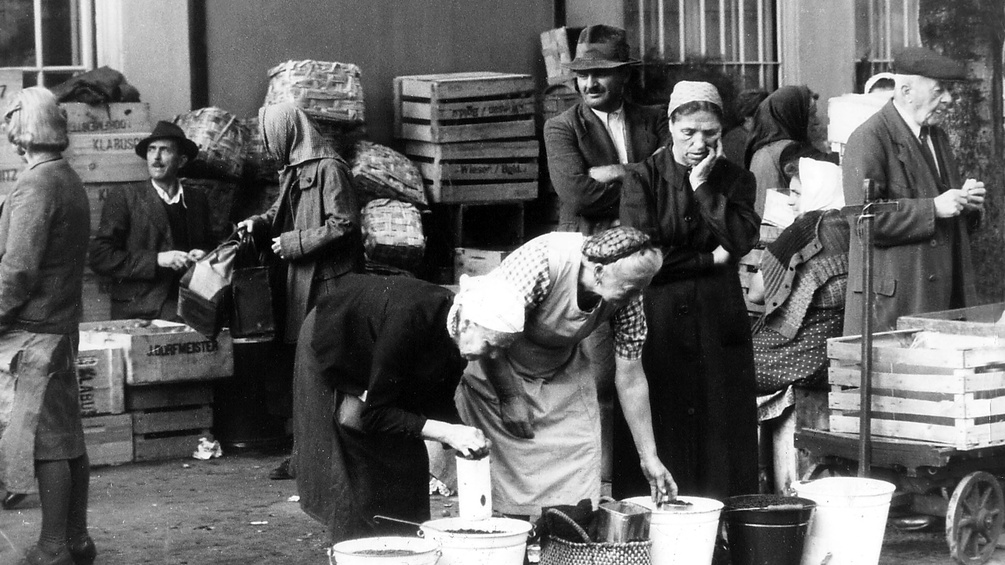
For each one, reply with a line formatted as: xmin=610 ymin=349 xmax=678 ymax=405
xmin=795 ymin=303 xmax=1005 ymax=565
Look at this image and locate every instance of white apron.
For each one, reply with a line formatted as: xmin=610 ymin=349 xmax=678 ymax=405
xmin=456 ymin=232 xmax=616 ymax=516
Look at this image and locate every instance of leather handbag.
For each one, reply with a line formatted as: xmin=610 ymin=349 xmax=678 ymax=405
xmin=230 ymin=229 xmax=277 ymax=340
xmin=336 ymin=390 xmax=367 ymax=431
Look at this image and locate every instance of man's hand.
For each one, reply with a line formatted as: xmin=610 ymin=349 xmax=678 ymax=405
xmin=963 ymin=178 xmax=986 ymax=212
xmin=236 ymin=218 xmax=257 ymax=233
xmin=157 ymin=250 xmax=192 ymax=271
xmin=188 ymin=249 xmax=206 ymax=262
xmin=934 ymin=189 xmax=969 ymax=218
xmin=588 ymin=164 xmax=627 ymax=184
xmin=711 ymin=245 xmax=731 ymax=265
xmin=499 ymin=395 xmax=534 ymax=439
xmin=688 ymin=140 xmax=724 ymax=189
xmin=640 ymin=454 xmax=678 ymax=502
xmin=271 ymin=236 xmax=284 ymax=260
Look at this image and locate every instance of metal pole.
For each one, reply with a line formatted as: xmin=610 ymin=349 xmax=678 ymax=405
xmin=858 ymin=179 xmax=875 ymax=477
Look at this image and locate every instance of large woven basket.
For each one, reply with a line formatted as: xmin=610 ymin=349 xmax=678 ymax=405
xmin=173 ymin=107 xmax=248 ymax=180
xmin=360 ymin=198 xmax=425 ymax=272
xmin=351 ymin=141 xmax=426 ymax=206
xmin=540 ymin=507 xmax=652 ymax=565
xmin=242 ymin=115 xmax=281 ymax=182
xmin=265 ymin=59 xmax=366 ymax=124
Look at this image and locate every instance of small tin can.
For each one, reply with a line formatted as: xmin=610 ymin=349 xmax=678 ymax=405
xmin=596 ymin=499 xmax=651 ymax=543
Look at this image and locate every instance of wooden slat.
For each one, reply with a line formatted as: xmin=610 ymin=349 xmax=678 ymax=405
xmin=828 ymin=329 xmax=1005 ymax=369
xmin=65 ymin=132 xmax=150 ymax=183
xmin=401 ymin=119 xmax=535 ymax=143
xmin=62 ymin=102 xmax=151 ymax=134
xmin=133 ymin=430 xmax=210 ymax=462
xmin=830 ymin=414 xmax=970 ymax=446
xmin=125 ymin=383 xmax=214 ymax=411
xmin=828 ymin=366 xmax=1005 ymax=394
xmin=397 ymin=72 xmax=534 ymax=100
xmin=426 ymin=181 xmax=537 ymax=204
xmin=897 ymin=303 xmax=1005 ymax=338
xmin=132 ymin=405 xmax=213 ymax=435
xmin=829 ymin=390 xmax=968 ymax=419
xmin=401 ymin=97 xmax=535 ymax=122
xmin=417 ymin=160 xmax=538 ymax=183
xmin=406 ymin=139 xmax=539 ymax=161
xmin=82 ymin=413 xmax=133 ymax=466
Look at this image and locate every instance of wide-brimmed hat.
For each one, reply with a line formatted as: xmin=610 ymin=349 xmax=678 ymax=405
xmin=893 ymin=47 xmax=966 ymax=81
xmin=135 ymin=121 xmax=200 ymax=160
xmin=565 ymin=25 xmax=639 ymax=71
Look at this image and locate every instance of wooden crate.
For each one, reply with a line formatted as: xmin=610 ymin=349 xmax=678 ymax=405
xmin=82 ymin=413 xmax=133 ymax=466
xmin=127 ymin=383 xmax=213 ymax=462
xmin=61 ymin=102 xmax=151 ymax=134
xmin=76 ymin=340 xmax=125 ymax=416
xmin=897 ymin=302 xmax=1005 ymax=338
xmin=406 ymin=139 xmax=538 ymax=203
xmin=394 ymin=72 xmax=535 ymax=143
xmin=454 ymin=248 xmax=512 ymax=281
xmin=64 ymin=131 xmax=150 ymax=183
xmin=826 ymin=329 xmax=1005 ymax=449
xmin=539 ymin=27 xmax=583 ymax=87
xmin=80 ymin=320 xmax=234 ymax=386
xmin=542 ymin=85 xmax=580 ymax=122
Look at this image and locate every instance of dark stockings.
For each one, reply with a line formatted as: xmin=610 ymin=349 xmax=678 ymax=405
xmin=34 ymin=454 xmax=89 ymax=554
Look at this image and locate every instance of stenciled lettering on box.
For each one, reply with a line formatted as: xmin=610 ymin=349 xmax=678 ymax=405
xmin=147 ymin=339 xmax=220 ymax=357
xmin=77 ymin=354 xmax=99 ymax=415
xmin=91 ymin=136 xmax=142 ymax=152
xmin=72 ymin=119 xmax=130 ymax=134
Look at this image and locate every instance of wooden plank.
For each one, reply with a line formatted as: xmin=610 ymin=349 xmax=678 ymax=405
xmin=828 ymin=366 xmax=1005 ymax=394
xmin=76 ymin=343 xmax=125 ymax=416
xmin=397 ymin=72 xmax=534 ymax=100
xmin=897 ymin=303 xmax=1005 ymax=337
xmin=125 ymin=383 xmax=214 ymax=411
xmin=827 ymin=330 xmax=1005 ymax=369
xmin=402 ymin=97 xmax=535 ymax=122
xmin=82 ymin=413 xmax=133 ymax=466
xmin=132 ymin=405 xmax=213 ymax=435
xmin=426 ymin=181 xmax=537 ymax=204
xmin=65 ymin=132 xmax=150 ymax=183
xmin=829 ymin=414 xmax=974 ymax=447
xmin=401 ymin=119 xmax=535 ymax=143
xmin=405 ymin=139 xmax=539 ymax=161
xmin=829 ymin=390 xmax=969 ymax=419
xmin=418 ymin=160 xmax=538 ymax=183
xmin=133 ymin=430 xmax=210 ymax=462
xmin=61 ymin=102 xmax=151 ymax=134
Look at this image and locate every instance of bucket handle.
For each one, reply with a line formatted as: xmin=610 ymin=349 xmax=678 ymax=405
xmin=542 ymin=508 xmax=592 ymax=544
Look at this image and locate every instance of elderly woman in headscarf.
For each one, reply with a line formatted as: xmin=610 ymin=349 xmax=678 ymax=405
xmin=296 ymin=272 xmax=524 ymax=542
xmin=237 ymin=103 xmax=363 ymax=479
xmin=455 ymin=227 xmax=676 ymax=519
xmin=744 ymin=85 xmax=828 ymax=216
xmin=615 ymin=81 xmax=761 ymax=502
xmin=747 ymin=147 xmax=849 ymax=494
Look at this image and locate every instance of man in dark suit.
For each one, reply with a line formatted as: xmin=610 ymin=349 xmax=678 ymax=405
xmin=89 ymin=121 xmax=214 ymax=320
xmin=842 ymin=48 xmax=986 ymax=335
xmin=544 ymin=24 xmax=670 ymax=236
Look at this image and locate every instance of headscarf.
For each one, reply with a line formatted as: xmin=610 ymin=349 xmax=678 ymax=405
xmin=667 ymin=81 xmax=723 ymax=118
xmin=447 ymin=274 xmax=525 ymax=336
xmin=258 ymin=103 xmax=340 ymax=167
xmin=797 ymin=157 xmax=844 ymax=213
xmin=743 ymin=85 xmax=814 ymax=168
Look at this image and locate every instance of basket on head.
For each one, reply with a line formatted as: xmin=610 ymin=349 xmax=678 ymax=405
xmin=173 ymin=107 xmax=249 ymax=180
xmin=264 ymin=59 xmax=366 ymax=124
xmin=351 ymin=141 xmax=427 ymax=207
xmin=361 ymin=198 xmax=425 ymax=273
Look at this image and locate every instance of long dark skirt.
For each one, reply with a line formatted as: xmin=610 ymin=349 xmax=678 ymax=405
xmin=612 ymin=271 xmax=759 ymax=501
xmin=293 ymin=310 xmax=429 ymax=544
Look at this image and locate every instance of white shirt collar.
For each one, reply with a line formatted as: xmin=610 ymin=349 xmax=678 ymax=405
xmin=892 ymin=99 xmax=923 ymax=138
xmin=151 ymin=179 xmax=186 ymax=207
xmin=590 ymin=103 xmax=625 ymax=122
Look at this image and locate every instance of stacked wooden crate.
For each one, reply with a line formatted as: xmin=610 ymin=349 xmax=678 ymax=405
xmin=76 ymin=338 xmax=132 ymax=466
xmin=394 ymin=72 xmax=539 ymax=281
xmin=738 ymin=224 xmax=784 ymax=319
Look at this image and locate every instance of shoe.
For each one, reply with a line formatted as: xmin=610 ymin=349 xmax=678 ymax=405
xmin=19 ymin=545 xmax=72 ymax=565
xmin=269 ymin=458 xmax=293 ymax=480
xmin=67 ymin=535 xmax=96 ymax=565
xmin=2 ymin=491 xmax=26 ymax=510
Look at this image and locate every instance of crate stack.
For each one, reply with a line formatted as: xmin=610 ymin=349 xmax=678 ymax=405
xmin=394 ymin=72 xmax=539 ymax=281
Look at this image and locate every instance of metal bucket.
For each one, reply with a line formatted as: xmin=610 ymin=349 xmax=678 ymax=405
xmin=596 ymin=499 xmax=651 ymax=542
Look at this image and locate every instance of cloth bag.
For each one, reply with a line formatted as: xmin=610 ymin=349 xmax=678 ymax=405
xmin=178 ymin=235 xmax=240 ymax=340
xmin=229 ymin=230 xmax=277 ymax=340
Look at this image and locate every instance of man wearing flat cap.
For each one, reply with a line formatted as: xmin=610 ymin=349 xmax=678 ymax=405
xmin=90 ymin=121 xmax=215 ymax=320
xmin=842 ymin=47 xmax=986 ymax=335
xmin=544 ymin=24 xmax=669 ymax=236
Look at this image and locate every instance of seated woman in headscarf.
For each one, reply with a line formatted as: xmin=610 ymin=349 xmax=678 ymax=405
xmin=456 ymin=227 xmax=676 ymax=519
xmin=747 ymin=146 xmax=849 ymax=493
xmin=294 ymin=273 xmax=524 ymax=543
xmin=743 ymin=85 xmax=829 ymax=217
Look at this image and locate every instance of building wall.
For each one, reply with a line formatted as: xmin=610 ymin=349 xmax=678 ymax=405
xmin=779 ymin=0 xmax=856 ymax=117
xmin=567 ymin=0 xmax=624 ymax=28
xmin=202 ymin=0 xmax=554 ymax=145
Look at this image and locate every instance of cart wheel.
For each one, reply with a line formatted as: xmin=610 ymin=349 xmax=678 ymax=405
xmin=946 ymin=471 xmax=1005 ymax=565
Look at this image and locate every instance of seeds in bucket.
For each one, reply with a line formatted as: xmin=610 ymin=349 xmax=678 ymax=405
xmin=353 ymin=549 xmax=420 ymax=556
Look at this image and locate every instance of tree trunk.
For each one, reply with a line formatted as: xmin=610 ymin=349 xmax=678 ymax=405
xmin=919 ymin=0 xmax=1005 ymax=304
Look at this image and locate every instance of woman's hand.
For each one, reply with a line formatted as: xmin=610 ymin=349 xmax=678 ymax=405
xmin=688 ymin=141 xmax=724 ymax=189
xmin=640 ymin=455 xmax=678 ymax=502
xmin=422 ymin=420 xmax=489 ymax=458
xmin=711 ymin=245 xmax=731 ymax=265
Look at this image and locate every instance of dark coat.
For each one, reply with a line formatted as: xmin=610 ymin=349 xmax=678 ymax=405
xmin=841 ymin=100 xmax=978 ymax=335
xmin=614 ymin=151 xmax=761 ymax=500
xmin=293 ymin=274 xmax=466 ymax=543
xmin=88 ymin=181 xmax=213 ymax=320
xmin=0 ymin=158 xmax=89 ymax=334
xmin=544 ymin=101 xmax=669 ymax=234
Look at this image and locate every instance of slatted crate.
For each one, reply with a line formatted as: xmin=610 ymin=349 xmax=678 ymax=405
xmin=127 ymin=383 xmax=214 ymax=462
xmin=82 ymin=413 xmax=133 ymax=466
xmin=76 ymin=338 xmax=125 ymax=416
xmin=539 ymin=27 xmax=583 ymax=87
xmin=406 ymin=139 xmax=538 ymax=203
xmin=394 ymin=72 xmax=536 ymax=144
xmin=826 ymin=329 xmax=1005 ymax=449
xmin=738 ymin=224 xmax=784 ymax=318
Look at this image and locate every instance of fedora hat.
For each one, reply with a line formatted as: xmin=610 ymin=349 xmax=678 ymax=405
xmin=135 ymin=121 xmax=200 ymax=160
xmin=566 ymin=25 xmax=639 ymax=71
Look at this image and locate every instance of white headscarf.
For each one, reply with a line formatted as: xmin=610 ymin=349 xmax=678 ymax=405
xmin=448 ymin=274 xmax=525 ymax=335
xmin=798 ymin=157 xmax=845 ymax=213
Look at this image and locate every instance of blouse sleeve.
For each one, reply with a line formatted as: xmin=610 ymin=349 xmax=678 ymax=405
xmin=611 ymin=295 xmax=647 ymax=360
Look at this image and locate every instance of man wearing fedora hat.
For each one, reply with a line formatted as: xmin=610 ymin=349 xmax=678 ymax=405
xmin=89 ymin=120 xmax=215 ymax=320
xmin=544 ymin=24 xmax=669 ymax=236
xmin=842 ymin=47 xmax=987 ymax=335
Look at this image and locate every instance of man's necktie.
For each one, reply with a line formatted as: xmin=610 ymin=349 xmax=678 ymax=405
xmin=918 ymin=126 xmax=948 ymax=189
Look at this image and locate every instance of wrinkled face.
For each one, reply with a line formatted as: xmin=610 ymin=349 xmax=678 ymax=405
xmin=146 ymin=139 xmax=187 ymax=184
xmin=594 ymin=264 xmax=652 ymax=308
xmin=787 ymin=176 xmax=803 ymax=215
xmin=454 ymin=320 xmax=512 ymax=360
xmin=669 ymin=110 xmax=722 ymax=167
xmin=575 ymin=68 xmax=629 ymax=113
xmin=906 ymin=76 xmax=954 ymax=126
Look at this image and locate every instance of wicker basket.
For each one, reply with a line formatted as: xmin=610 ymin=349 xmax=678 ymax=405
xmin=173 ymin=107 xmax=248 ymax=180
xmin=241 ymin=115 xmax=281 ymax=182
xmin=265 ymin=59 xmax=366 ymax=124
xmin=540 ymin=507 xmax=652 ymax=565
xmin=360 ymin=198 xmax=425 ymax=272
xmin=351 ymin=141 xmax=426 ymax=206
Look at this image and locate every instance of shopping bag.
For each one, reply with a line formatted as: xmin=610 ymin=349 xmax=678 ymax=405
xmin=230 ymin=229 xmax=277 ymax=340
xmin=178 ymin=234 xmax=241 ymax=339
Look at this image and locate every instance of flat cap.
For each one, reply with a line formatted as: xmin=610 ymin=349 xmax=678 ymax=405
xmin=893 ymin=47 xmax=966 ymax=80
xmin=582 ymin=226 xmax=652 ymax=265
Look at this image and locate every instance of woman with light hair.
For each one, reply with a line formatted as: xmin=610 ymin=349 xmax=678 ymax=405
xmin=0 ymin=87 xmax=93 ymax=565
xmin=455 ymin=226 xmax=676 ymax=518
xmin=292 ymin=272 xmax=523 ymax=543
xmin=617 ymin=81 xmax=761 ymax=503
